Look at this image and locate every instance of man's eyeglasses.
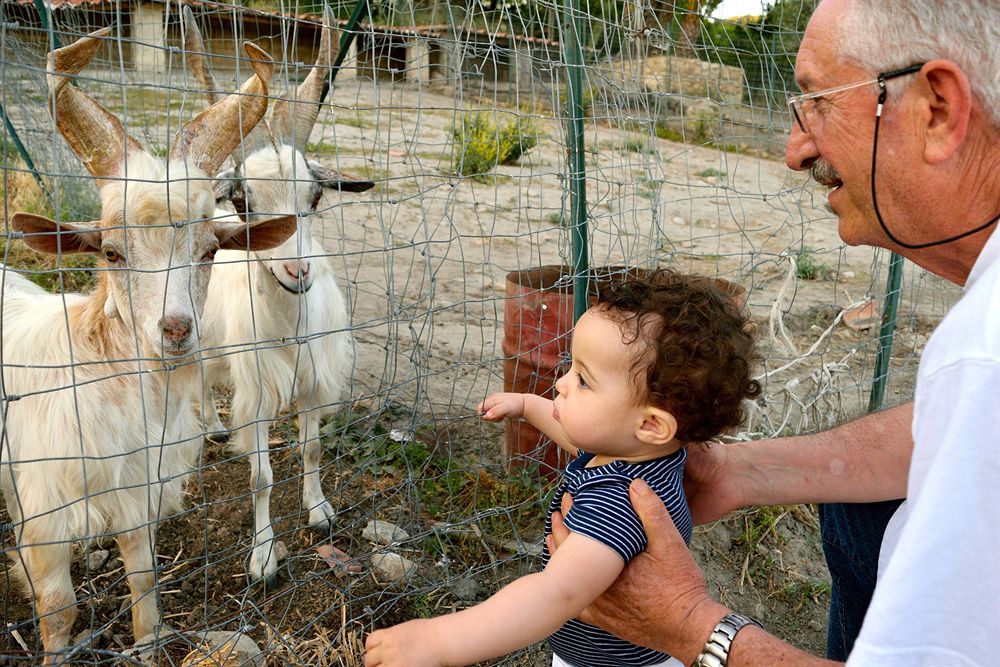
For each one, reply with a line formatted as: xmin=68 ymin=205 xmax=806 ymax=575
xmin=787 ymin=63 xmax=925 ymax=133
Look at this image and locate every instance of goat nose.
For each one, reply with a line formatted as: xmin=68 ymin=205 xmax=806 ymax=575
xmin=283 ymin=260 xmax=310 ymax=280
xmin=160 ymin=315 xmax=193 ymax=342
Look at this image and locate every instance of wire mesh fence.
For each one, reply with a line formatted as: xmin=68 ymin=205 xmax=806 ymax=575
xmin=1 ymin=0 xmax=959 ymax=664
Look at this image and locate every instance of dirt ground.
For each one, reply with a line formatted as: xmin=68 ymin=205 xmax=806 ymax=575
xmin=0 ymin=70 xmax=961 ymax=664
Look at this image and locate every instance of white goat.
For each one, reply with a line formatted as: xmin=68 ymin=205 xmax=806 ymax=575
xmin=183 ymin=6 xmax=373 ymax=583
xmin=0 ymin=31 xmax=294 ymax=663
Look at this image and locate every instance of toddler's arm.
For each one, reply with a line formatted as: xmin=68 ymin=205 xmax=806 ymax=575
xmin=364 ymin=532 xmax=623 ymax=667
xmin=477 ymin=392 xmax=578 ymax=456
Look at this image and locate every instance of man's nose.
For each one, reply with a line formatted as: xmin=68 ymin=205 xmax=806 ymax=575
xmin=785 ymin=123 xmax=819 ymax=172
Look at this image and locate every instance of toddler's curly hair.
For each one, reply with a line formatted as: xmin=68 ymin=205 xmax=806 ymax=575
xmin=597 ymin=269 xmax=760 ymax=443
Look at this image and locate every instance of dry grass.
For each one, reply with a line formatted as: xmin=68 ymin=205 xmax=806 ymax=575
xmin=264 ymin=622 xmax=367 ymax=666
xmin=2 ymin=158 xmax=98 ymax=293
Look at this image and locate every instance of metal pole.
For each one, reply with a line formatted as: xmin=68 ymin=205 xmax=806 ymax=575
xmin=32 ymin=0 xmax=61 ymax=49
xmin=561 ymin=0 xmax=588 ymax=321
xmin=868 ymin=251 xmax=904 ymax=412
xmin=1 ymin=103 xmax=49 ymax=196
xmin=330 ymin=0 xmax=368 ymax=80
xmin=0 ymin=17 xmax=50 ymax=197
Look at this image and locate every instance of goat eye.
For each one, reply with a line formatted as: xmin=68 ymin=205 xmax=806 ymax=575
xmin=201 ymin=247 xmax=218 ymax=262
xmin=104 ymin=249 xmax=122 ymax=263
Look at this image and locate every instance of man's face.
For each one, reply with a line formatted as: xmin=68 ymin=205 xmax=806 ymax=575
xmin=786 ymin=0 xmax=892 ymax=247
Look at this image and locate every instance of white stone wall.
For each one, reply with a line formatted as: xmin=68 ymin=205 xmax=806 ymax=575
xmin=131 ymin=1 xmax=164 ymax=74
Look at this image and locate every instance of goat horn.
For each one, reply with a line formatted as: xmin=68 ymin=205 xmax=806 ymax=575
xmin=181 ymin=6 xmax=219 ymax=106
xmin=269 ymin=5 xmax=339 ymax=153
xmin=170 ymin=41 xmax=275 ymax=177
xmin=181 ymin=11 xmax=273 ymax=166
xmin=47 ymin=28 xmax=145 ymax=187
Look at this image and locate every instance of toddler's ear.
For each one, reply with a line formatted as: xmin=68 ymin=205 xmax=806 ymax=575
xmin=636 ymin=407 xmax=677 ymax=446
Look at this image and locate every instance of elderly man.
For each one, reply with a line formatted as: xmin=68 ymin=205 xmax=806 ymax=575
xmin=550 ymin=0 xmax=999 ymax=664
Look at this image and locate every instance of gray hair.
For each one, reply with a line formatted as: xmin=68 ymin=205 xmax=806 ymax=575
xmin=837 ymin=1 xmax=999 ymax=128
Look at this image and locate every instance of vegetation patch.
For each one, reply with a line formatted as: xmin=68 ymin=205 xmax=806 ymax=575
xmin=2 ymin=150 xmax=101 ymax=293
xmin=795 ymin=246 xmax=834 ymax=281
xmin=450 ymin=112 xmax=538 ymax=181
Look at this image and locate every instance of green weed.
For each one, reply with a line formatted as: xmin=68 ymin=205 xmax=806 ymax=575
xmin=696 ymin=167 xmax=727 ymax=179
xmin=795 ymin=246 xmax=834 ymax=281
xmin=450 ymin=113 xmax=538 ymax=180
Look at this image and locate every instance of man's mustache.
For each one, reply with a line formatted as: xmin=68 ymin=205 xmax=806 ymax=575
xmin=810 ymin=159 xmax=841 ymax=187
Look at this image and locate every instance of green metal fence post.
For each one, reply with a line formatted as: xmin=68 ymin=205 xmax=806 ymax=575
xmin=1 ymin=103 xmax=49 ymax=196
xmin=868 ymin=251 xmax=905 ymax=412
xmin=561 ymin=0 xmax=588 ymax=321
xmin=33 ymin=0 xmax=61 ymax=49
xmin=330 ymin=0 xmax=368 ymax=82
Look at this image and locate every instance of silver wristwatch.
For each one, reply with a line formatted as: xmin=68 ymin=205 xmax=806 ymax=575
xmin=692 ymin=612 xmax=763 ymax=667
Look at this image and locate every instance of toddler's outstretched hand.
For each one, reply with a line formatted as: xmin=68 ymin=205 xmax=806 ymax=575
xmin=365 ymin=619 xmax=444 ymax=667
xmin=476 ymin=392 xmax=525 ymax=422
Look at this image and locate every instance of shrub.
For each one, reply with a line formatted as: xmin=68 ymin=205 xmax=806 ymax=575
xmin=451 ymin=113 xmax=538 ymax=179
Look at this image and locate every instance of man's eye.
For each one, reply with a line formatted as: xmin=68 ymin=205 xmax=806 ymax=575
xmin=811 ymin=96 xmax=832 ymax=112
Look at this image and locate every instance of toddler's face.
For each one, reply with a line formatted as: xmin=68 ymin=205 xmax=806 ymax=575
xmin=553 ymin=309 xmax=664 ymax=462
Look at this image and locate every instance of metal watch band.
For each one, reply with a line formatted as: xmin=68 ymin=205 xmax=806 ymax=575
xmin=691 ymin=612 xmax=763 ymax=667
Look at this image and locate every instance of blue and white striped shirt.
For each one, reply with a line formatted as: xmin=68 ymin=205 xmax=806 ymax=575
xmin=542 ymin=449 xmax=692 ymax=667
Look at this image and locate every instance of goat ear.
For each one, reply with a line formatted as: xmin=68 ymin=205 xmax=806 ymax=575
xmin=215 ymin=215 xmax=297 ymax=251
xmin=213 ymin=168 xmax=239 ymax=202
xmin=307 ymin=159 xmax=375 ymax=193
xmin=11 ymin=213 xmax=102 ymax=254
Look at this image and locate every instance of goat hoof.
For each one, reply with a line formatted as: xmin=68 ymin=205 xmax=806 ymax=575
xmin=307 ymin=502 xmax=337 ymax=535
xmin=261 ymin=568 xmax=283 ymax=589
xmin=205 ymin=430 xmax=230 ymax=445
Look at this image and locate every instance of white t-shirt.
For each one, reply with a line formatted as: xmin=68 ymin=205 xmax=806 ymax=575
xmin=848 ymin=227 xmax=1000 ymax=667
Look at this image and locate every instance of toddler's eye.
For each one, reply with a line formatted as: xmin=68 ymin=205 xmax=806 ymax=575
xmin=576 ymin=371 xmax=589 ymax=389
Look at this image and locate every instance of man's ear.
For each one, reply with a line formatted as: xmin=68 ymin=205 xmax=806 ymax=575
xmin=917 ymin=59 xmax=973 ymax=164
xmin=635 ymin=406 xmax=677 ymax=446
xmin=10 ymin=213 xmax=102 ymax=254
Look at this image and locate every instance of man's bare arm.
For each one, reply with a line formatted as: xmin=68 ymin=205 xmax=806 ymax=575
xmin=685 ymin=403 xmax=913 ymax=524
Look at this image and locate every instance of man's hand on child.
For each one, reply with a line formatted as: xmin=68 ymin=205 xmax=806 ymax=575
xmin=548 ymin=479 xmax=728 ymax=663
xmin=476 ymin=392 xmax=525 ymax=422
xmin=364 ymin=619 xmax=446 ymax=667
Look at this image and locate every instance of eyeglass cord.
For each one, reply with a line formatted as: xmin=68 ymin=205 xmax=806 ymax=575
xmin=871 ymin=80 xmax=998 ymax=250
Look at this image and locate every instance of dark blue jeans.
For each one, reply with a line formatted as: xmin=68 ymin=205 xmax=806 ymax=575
xmin=819 ymin=499 xmax=904 ymax=660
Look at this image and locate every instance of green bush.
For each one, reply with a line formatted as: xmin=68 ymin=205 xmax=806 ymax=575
xmin=451 ymin=113 xmax=538 ymax=179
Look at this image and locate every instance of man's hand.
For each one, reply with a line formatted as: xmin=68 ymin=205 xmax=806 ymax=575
xmin=476 ymin=392 xmax=526 ymax=422
xmin=548 ymin=479 xmax=728 ymax=664
xmin=684 ymin=441 xmax=745 ymax=524
xmin=365 ymin=619 xmax=444 ymax=667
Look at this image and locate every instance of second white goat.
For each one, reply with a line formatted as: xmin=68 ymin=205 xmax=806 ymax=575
xmin=185 ymin=6 xmax=373 ymax=582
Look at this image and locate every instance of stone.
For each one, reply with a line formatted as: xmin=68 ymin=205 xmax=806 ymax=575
xmin=188 ymin=631 xmax=264 ymax=666
xmin=363 ymin=520 xmax=410 ymax=546
xmin=86 ymin=549 xmax=110 ymax=571
xmin=450 ymin=575 xmax=480 ymax=601
xmin=500 ymin=538 xmax=543 ymax=557
xmin=73 ymin=628 xmax=100 ymax=650
xmin=807 ymin=619 xmax=824 ymax=633
xmin=130 ymin=630 xmax=263 ymax=667
xmin=371 ymin=551 xmax=416 ymax=581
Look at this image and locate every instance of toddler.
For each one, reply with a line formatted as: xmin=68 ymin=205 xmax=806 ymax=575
xmin=365 ymin=269 xmax=759 ymax=667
